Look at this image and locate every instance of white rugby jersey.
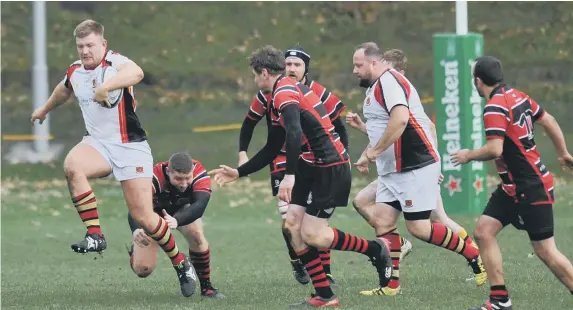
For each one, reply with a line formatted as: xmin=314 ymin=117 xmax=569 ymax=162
xmin=63 ymin=50 xmax=146 ymax=144
xmin=363 ymin=69 xmax=439 ymax=175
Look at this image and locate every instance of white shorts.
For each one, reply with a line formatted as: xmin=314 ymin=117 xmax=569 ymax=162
xmin=376 ymin=162 xmax=440 ymax=213
xmin=81 ymin=136 xmax=153 ymax=181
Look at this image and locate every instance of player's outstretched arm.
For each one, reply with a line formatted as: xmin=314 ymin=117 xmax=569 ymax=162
xmin=236 ymin=125 xmax=286 ymax=177
xmin=172 ymin=192 xmax=211 ymax=227
xmin=31 ymin=81 xmax=73 ymax=125
xmin=101 ymin=61 xmax=144 ymax=92
xmin=238 ymin=116 xmax=260 ymax=165
xmin=536 ymin=112 xmax=573 ymax=171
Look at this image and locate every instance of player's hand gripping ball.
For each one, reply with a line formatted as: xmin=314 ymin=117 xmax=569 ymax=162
xmin=95 ymin=66 xmax=123 ymax=108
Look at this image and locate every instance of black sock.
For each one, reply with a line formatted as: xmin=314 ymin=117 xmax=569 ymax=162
xmin=282 ymin=229 xmax=299 ymax=261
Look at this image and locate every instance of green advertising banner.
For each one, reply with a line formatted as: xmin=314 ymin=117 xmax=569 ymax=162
xmin=433 ymin=33 xmax=487 ymax=215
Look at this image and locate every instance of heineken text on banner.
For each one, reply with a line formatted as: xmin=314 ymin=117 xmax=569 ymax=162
xmin=433 ymin=33 xmax=487 ymax=215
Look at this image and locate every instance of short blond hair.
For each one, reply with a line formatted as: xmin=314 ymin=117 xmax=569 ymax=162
xmin=73 ymin=19 xmax=104 ymax=38
xmin=383 ymin=49 xmax=407 ymax=72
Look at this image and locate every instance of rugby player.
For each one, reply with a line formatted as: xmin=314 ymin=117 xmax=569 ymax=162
xmin=127 ymin=152 xmax=224 ymax=299
xmin=210 ymin=45 xmax=392 ymax=308
xmin=30 ymin=19 xmax=196 ymax=297
xmin=237 ymin=45 xmax=347 ymax=285
xmin=451 ymin=56 xmax=573 ymax=310
xmin=352 ymin=42 xmax=485 ymax=297
xmin=347 ymin=50 xmax=483 ymax=287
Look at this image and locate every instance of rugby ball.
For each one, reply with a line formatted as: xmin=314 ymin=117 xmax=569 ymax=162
xmin=99 ymin=66 xmax=123 ymax=108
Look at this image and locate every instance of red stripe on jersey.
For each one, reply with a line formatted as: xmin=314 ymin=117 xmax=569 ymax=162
xmin=118 ymin=96 xmax=128 ymax=143
xmin=374 ymin=81 xmax=387 ymax=111
xmin=408 ymin=112 xmax=439 ymax=162
xmin=191 ymin=160 xmax=211 ymax=193
xmin=389 ymin=70 xmax=411 ymax=100
xmin=309 ymin=81 xmax=346 ymax=120
xmin=152 ymin=162 xmax=168 ymax=193
xmin=65 ymin=64 xmax=81 ymax=89
xmin=394 ymin=137 xmax=402 ymax=172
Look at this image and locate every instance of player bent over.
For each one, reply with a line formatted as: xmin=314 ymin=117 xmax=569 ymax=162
xmin=238 ymin=45 xmax=348 ymax=285
xmin=211 ymin=45 xmax=392 ymax=308
xmin=347 ymin=49 xmax=483 ymax=286
xmin=30 ymin=20 xmax=196 ymax=297
xmin=127 ymin=153 xmax=224 ymax=299
xmin=352 ymin=43 xmax=486 ymax=297
xmin=452 ymin=56 xmax=573 ymax=310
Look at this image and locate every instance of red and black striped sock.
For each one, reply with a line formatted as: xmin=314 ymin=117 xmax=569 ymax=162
xmin=72 ymin=190 xmax=102 ymax=235
xmin=319 ymin=250 xmax=332 ymax=275
xmin=377 ymin=231 xmax=401 ymax=289
xmin=190 ymin=248 xmax=211 ymax=287
xmin=296 ymin=247 xmax=334 ymax=298
xmin=428 ymin=223 xmax=479 ymax=261
xmin=329 ymin=228 xmax=372 ymax=256
xmin=148 ymin=217 xmax=185 ymax=265
xmin=490 ymin=285 xmax=509 ymax=302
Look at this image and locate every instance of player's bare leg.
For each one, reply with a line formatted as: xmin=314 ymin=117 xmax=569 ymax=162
xmin=129 ymin=229 xmax=159 ymax=278
xmin=471 ymin=215 xmax=511 ymax=309
xmin=531 ymin=237 xmax=573 ymax=292
xmin=178 ymin=219 xmax=225 ymax=299
xmin=280 ymin=201 xmax=311 ymax=285
xmin=352 ymin=181 xmax=413 ymax=261
xmin=300 ymin=213 xmax=392 ymax=301
xmin=122 ymin=178 xmax=197 ymax=297
xmin=65 ymin=142 xmax=112 ymax=254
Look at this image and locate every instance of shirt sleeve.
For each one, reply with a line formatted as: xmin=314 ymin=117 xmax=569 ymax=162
xmin=191 ymin=161 xmax=211 ymax=194
xmin=105 ymin=51 xmax=133 ymax=69
xmin=530 ymin=97 xmax=546 ymax=122
xmin=379 ymin=72 xmax=409 ymax=112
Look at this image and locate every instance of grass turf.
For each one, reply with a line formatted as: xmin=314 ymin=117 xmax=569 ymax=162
xmin=1 ymin=178 xmax=573 ymax=309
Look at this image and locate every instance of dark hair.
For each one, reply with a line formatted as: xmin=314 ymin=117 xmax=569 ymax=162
xmin=473 ymin=56 xmax=504 ymax=86
xmin=168 ymin=152 xmax=194 ymax=174
xmin=356 ymin=42 xmax=383 ymax=60
xmin=248 ymin=45 xmax=285 ymax=75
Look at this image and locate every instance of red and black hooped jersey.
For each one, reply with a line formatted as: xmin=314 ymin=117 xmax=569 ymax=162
xmin=270 ymin=75 xmax=348 ymax=167
xmin=151 ymin=160 xmax=211 ymax=213
xmin=484 ymin=85 xmax=554 ymax=204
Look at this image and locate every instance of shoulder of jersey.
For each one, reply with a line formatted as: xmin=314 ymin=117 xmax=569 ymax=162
xmin=309 ymin=80 xmax=325 ymax=92
xmin=153 ymin=161 xmax=168 ymax=174
xmin=68 ymin=60 xmax=82 ymax=68
xmin=192 ymin=159 xmax=206 ymax=173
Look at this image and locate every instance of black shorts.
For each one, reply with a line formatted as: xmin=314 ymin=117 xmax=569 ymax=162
xmin=483 ymin=185 xmax=554 ymax=241
xmin=270 ymin=170 xmax=285 ymax=196
xmin=291 ymin=160 xmax=351 ymax=219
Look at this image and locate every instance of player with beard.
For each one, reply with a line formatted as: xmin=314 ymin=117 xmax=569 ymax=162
xmin=346 ymin=49 xmax=485 ymax=291
xmin=352 ymin=42 xmax=485 ymax=297
xmin=237 ymin=45 xmax=348 ymax=286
